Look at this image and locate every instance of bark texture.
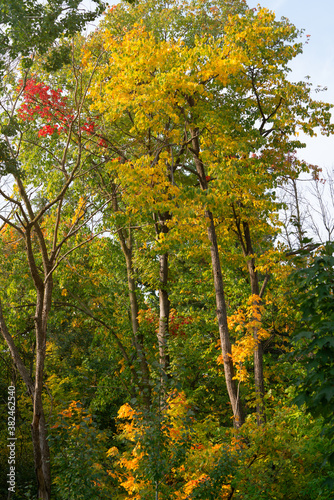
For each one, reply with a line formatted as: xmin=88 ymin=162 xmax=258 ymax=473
xmin=244 ymin=224 xmax=265 ymax=425
xmin=232 ymin=211 xmax=266 ymax=425
xmin=158 ymin=252 xmax=170 ymax=378
xmin=190 ymin=127 xmax=245 ymax=427
xmin=154 ymin=212 xmax=171 ymax=386
xmin=112 ymin=188 xmax=152 ymax=408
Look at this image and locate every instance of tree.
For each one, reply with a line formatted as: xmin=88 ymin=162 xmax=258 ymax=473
xmin=291 ymin=242 xmax=334 ymax=467
xmin=1 ymin=1 xmax=333 ymax=496
xmin=280 ymin=166 xmax=334 ymax=249
xmin=0 ymin=54 xmax=104 ymax=498
xmin=83 ymin=0 xmax=333 ymax=426
xmin=0 ymin=0 xmax=104 ymax=70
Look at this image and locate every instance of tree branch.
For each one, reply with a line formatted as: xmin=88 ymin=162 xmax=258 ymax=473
xmin=0 ymin=298 xmax=34 ymax=398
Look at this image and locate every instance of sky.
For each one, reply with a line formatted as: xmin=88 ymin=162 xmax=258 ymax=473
xmin=247 ymin=0 xmax=334 ymax=170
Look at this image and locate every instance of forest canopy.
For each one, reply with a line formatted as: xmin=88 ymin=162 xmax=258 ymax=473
xmin=0 ymin=0 xmax=333 ymax=499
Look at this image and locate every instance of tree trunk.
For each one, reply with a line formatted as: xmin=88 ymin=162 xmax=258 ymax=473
xmin=242 ymin=222 xmax=265 ymax=425
xmin=234 ymin=219 xmax=265 ymax=425
xmin=116 ymin=225 xmax=151 ymax=409
xmin=31 ymin=404 xmax=51 ymax=500
xmin=124 ymin=247 xmax=152 ymax=409
xmin=247 ymin=260 xmax=265 ymax=424
xmin=0 ymin=225 xmax=52 ymax=498
xmin=158 ymin=252 xmax=170 ymax=382
xmin=0 ymin=300 xmax=35 ymax=397
xmin=0 ymin=292 xmax=52 ymax=499
xmin=154 ymin=213 xmax=171 ymax=387
xmin=190 ymin=127 xmax=244 ymax=427
xmin=112 ymin=188 xmax=152 ymax=408
xmin=206 ymin=211 xmax=245 ymax=426
xmin=31 ymin=283 xmax=52 ymax=499
xmin=231 ymin=205 xmax=266 ymax=425
xmin=22 ymin=215 xmax=53 ymax=499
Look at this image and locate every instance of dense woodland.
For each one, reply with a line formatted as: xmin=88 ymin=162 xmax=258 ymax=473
xmin=0 ymin=0 xmax=333 ymax=498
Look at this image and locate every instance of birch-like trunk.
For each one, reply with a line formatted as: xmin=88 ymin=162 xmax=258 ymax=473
xmin=154 ymin=213 xmax=171 ymax=387
xmin=158 ymin=252 xmax=170 ymax=381
xmin=112 ymin=188 xmax=152 ymax=408
xmin=31 ymin=282 xmax=53 ymax=499
xmin=207 ymin=211 xmax=245 ymax=426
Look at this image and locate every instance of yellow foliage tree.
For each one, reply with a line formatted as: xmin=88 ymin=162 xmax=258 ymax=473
xmin=82 ymin=0 xmax=333 ymax=428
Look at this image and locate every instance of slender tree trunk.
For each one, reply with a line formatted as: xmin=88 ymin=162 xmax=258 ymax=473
xmin=31 ymin=283 xmax=52 ymax=499
xmin=207 ymin=211 xmax=245 ymax=426
xmin=21 ymin=218 xmax=53 ymax=499
xmin=291 ymin=178 xmax=305 ymax=248
xmin=242 ymin=221 xmax=265 ymax=425
xmin=246 ymin=260 xmax=265 ymax=424
xmin=116 ymin=226 xmax=151 ymax=408
xmin=190 ymin=127 xmax=244 ymax=427
xmin=231 ymin=212 xmax=266 ymax=425
xmin=0 ymin=300 xmax=35 ymax=397
xmin=0 ymin=291 xmax=52 ymax=499
xmin=124 ymin=246 xmax=152 ymax=409
xmin=1 ymin=107 xmax=88 ymax=497
xmin=31 ymin=403 xmax=51 ymax=500
xmin=0 ymin=214 xmax=53 ymax=499
xmin=158 ymin=252 xmax=170 ymax=381
xmin=112 ymin=187 xmax=152 ymax=408
xmin=154 ymin=213 xmax=171 ymax=386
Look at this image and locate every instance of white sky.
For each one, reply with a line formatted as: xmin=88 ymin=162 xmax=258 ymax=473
xmin=247 ymin=0 xmax=334 ymax=170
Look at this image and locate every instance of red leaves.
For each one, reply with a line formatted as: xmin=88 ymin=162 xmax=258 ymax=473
xmin=81 ymin=121 xmax=95 ymax=134
xmin=191 ymin=443 xmax=204 ymax=450
xmin=138 ymin=307 xmax=192 ymax=338
xmin=98 ymin=138 xmax=108 ymax=148
xmin=170 ymin=311 xmax=192 ymax=337
xmin=17 ymin=77 xmax=97 ymax=139
xmin=18 ymin=78 xmax=67 ymax=133
xmin=38 ymin=125 xmax=58 ymax=137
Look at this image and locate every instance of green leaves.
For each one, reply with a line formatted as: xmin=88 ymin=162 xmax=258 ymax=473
xmin=291 ymin=242 xmax=334 ymax=466
xmin=0 ymin=1 xmax=334 ymax=497
xmin=49 ymin=401 xmax=111 ymax=500
xmin=0 ymin=138 xmax=19 ymax=174
xmin=0 ymin=0 xmax=104 ymax=68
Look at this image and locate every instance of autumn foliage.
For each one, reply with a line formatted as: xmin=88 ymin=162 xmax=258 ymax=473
xmin=0 ymin=0 xmax=333 ymax=499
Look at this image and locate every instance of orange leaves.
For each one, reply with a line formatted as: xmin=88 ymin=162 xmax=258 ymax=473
xmin=111 ymin=393 xmax=192 ymax=497
xmin=106 ymin=446 xmax=119 ymax=458
xmin=117 ymin=402 xmax=136 ymax=420
xmin=107 ymin=395 xmax=251 ymax=499
xmin=217 ymin=295 xmax=270 ymax=382
xmin=137 ymin=307 xmax=158 ymax=328
xmin=183 ymin=474 xmax=210 ymax=496
xmin=111 ymin=403 xmax=148 ymax=497
xmin=228 ymin=294 xmax=269 ymax=338
xmin=119 ymin=450 xmax=145 ymax=473
xmin=51 ymin=400 xmax=94 ymax=433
